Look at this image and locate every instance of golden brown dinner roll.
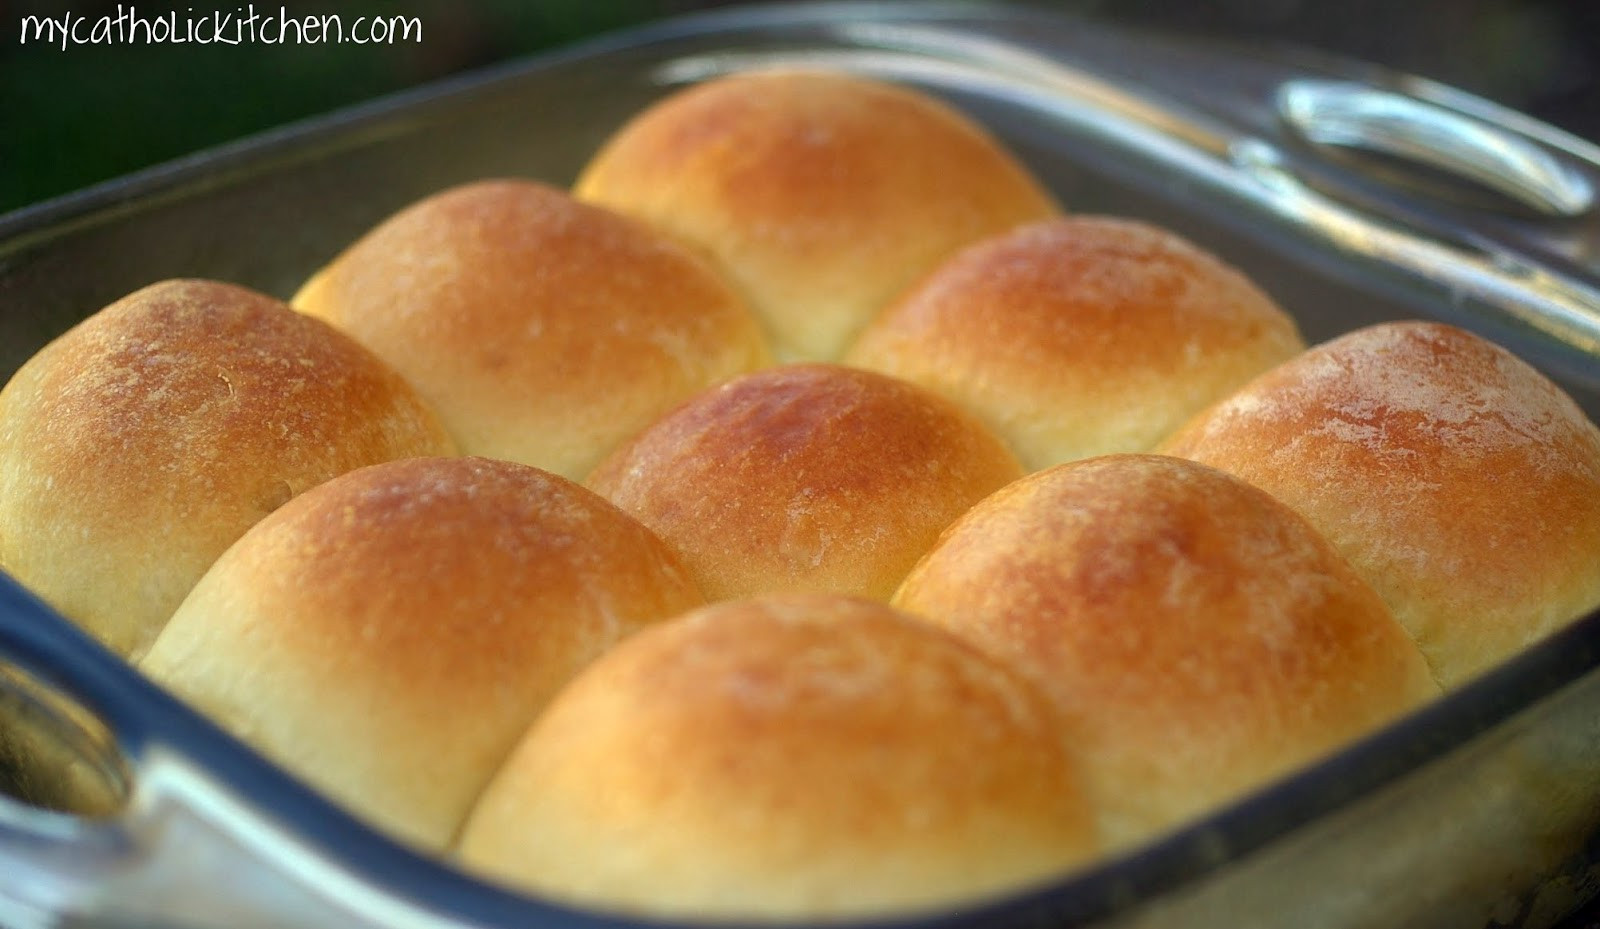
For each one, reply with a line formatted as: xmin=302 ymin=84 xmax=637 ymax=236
xmin=586 ymin=363 xmax=1024 ymax=601
xmin=457 ymin=594 xmax=1100 ymax=920
xmin=1158 ymin=321 xmax=1600 ymax=688
xmin=292 ymin=178 xmax=771 ymax=480
xmin=846 ymin=216 xmax=1304 ymax=470
xmin=0 ymin=279 xmax=454 ymax=660
xmin=574 ymin=69 xmax=1060 ymax=361
xmin=140 ymin=456 xmax=703 ymax=851
xmin=893 ymin=454 xmax=1439 ymax=849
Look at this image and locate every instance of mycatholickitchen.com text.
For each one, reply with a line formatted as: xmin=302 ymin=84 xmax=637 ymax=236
xmin=19 ymin=5 xmax=422 ymax=49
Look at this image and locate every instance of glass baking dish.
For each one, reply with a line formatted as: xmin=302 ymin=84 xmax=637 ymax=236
xmin=3 ymin=3 xmax=1600 ymax=927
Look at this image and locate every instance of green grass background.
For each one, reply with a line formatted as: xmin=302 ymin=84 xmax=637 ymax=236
xmin=2 ymin=0 xmax=1596 ymax=215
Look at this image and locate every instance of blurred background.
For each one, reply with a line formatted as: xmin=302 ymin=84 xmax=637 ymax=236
xmin=3 ymin=3 xmax=1600 ymax=926
xmin=2 ymin=0 xmax=1598 ymax=215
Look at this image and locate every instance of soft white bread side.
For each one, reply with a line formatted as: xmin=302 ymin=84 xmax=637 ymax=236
xmin=846 ymin=216 xmax=1304 ymax=470
xmin=893 ymin=454 xmax=1439 ymax=849
xmin=140 ymin=456 xmax=704 ymax=851
xmin=574 ymin=69 xmax=1060 ymax=361
xmin=292 ymin=179 xmax=771 ymax=480
xmin=586 ymin=363 xmax=1024 ymax=601
xmin=0 ymin=278 xmax=455 ymax=659
xmin=456 ymin=594 xmax=1100 ymax=921
xmin=1159 ymin=321 xmax=1600 ymax=688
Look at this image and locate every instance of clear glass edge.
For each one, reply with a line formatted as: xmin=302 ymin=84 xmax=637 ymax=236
xmin=1 ymin=2 xmax=1598 ymax=927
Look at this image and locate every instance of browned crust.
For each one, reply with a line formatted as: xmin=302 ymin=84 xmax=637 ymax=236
xmin=293 ymin=178 xmax=771 ymax=480
xmin=893 ymin=454 xmax=1439 ymax=848
xmin=140 ymin=456 xmax=703 ymax=850
xmin=586 ymin=363 xmax=1024 ymax=601
xmin=457 ymin=593 xmax=1099 ymax=919
xmin=846 ymin=216 xmax=1304 ymax=469
xmin=0 ymin=279 xmax=455 ymax=658
xmin=574 ymin=69 xmax=1061 ymax=361
xmin=1158 ymin=321 xmax=1600 ymax=688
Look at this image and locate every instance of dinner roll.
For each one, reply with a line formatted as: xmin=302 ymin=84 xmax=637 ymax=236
xmin=846 ymin=216 xmax=1304 ymax=470
xmin=893 ymin=454 xmax=1439 ymax=849
xmin=140 ymin=456 xmax=703 ymax=851
xmin=456 ymin=594 xmax=1100 ymax=920
xmin=0 ymin=279 xmax=453 ymax=660
xmin=292 ymin=179 xmax=771 ymax=480
xmin=586 ymin=363 xmax=1024 ymax=601
xmin=574 ymin=69 xmax=1060 ymax=361
xmin=1158 ymin=321 xmax=1600 ymax=688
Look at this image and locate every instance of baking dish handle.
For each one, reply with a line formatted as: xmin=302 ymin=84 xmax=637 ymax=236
xmin=0 ymin=769 xmax=412 ymax=929
xmin=0 ymin=574 xmax=473 ymax=929
xmin=660 ymin=19 xmax=1600 ymax=384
